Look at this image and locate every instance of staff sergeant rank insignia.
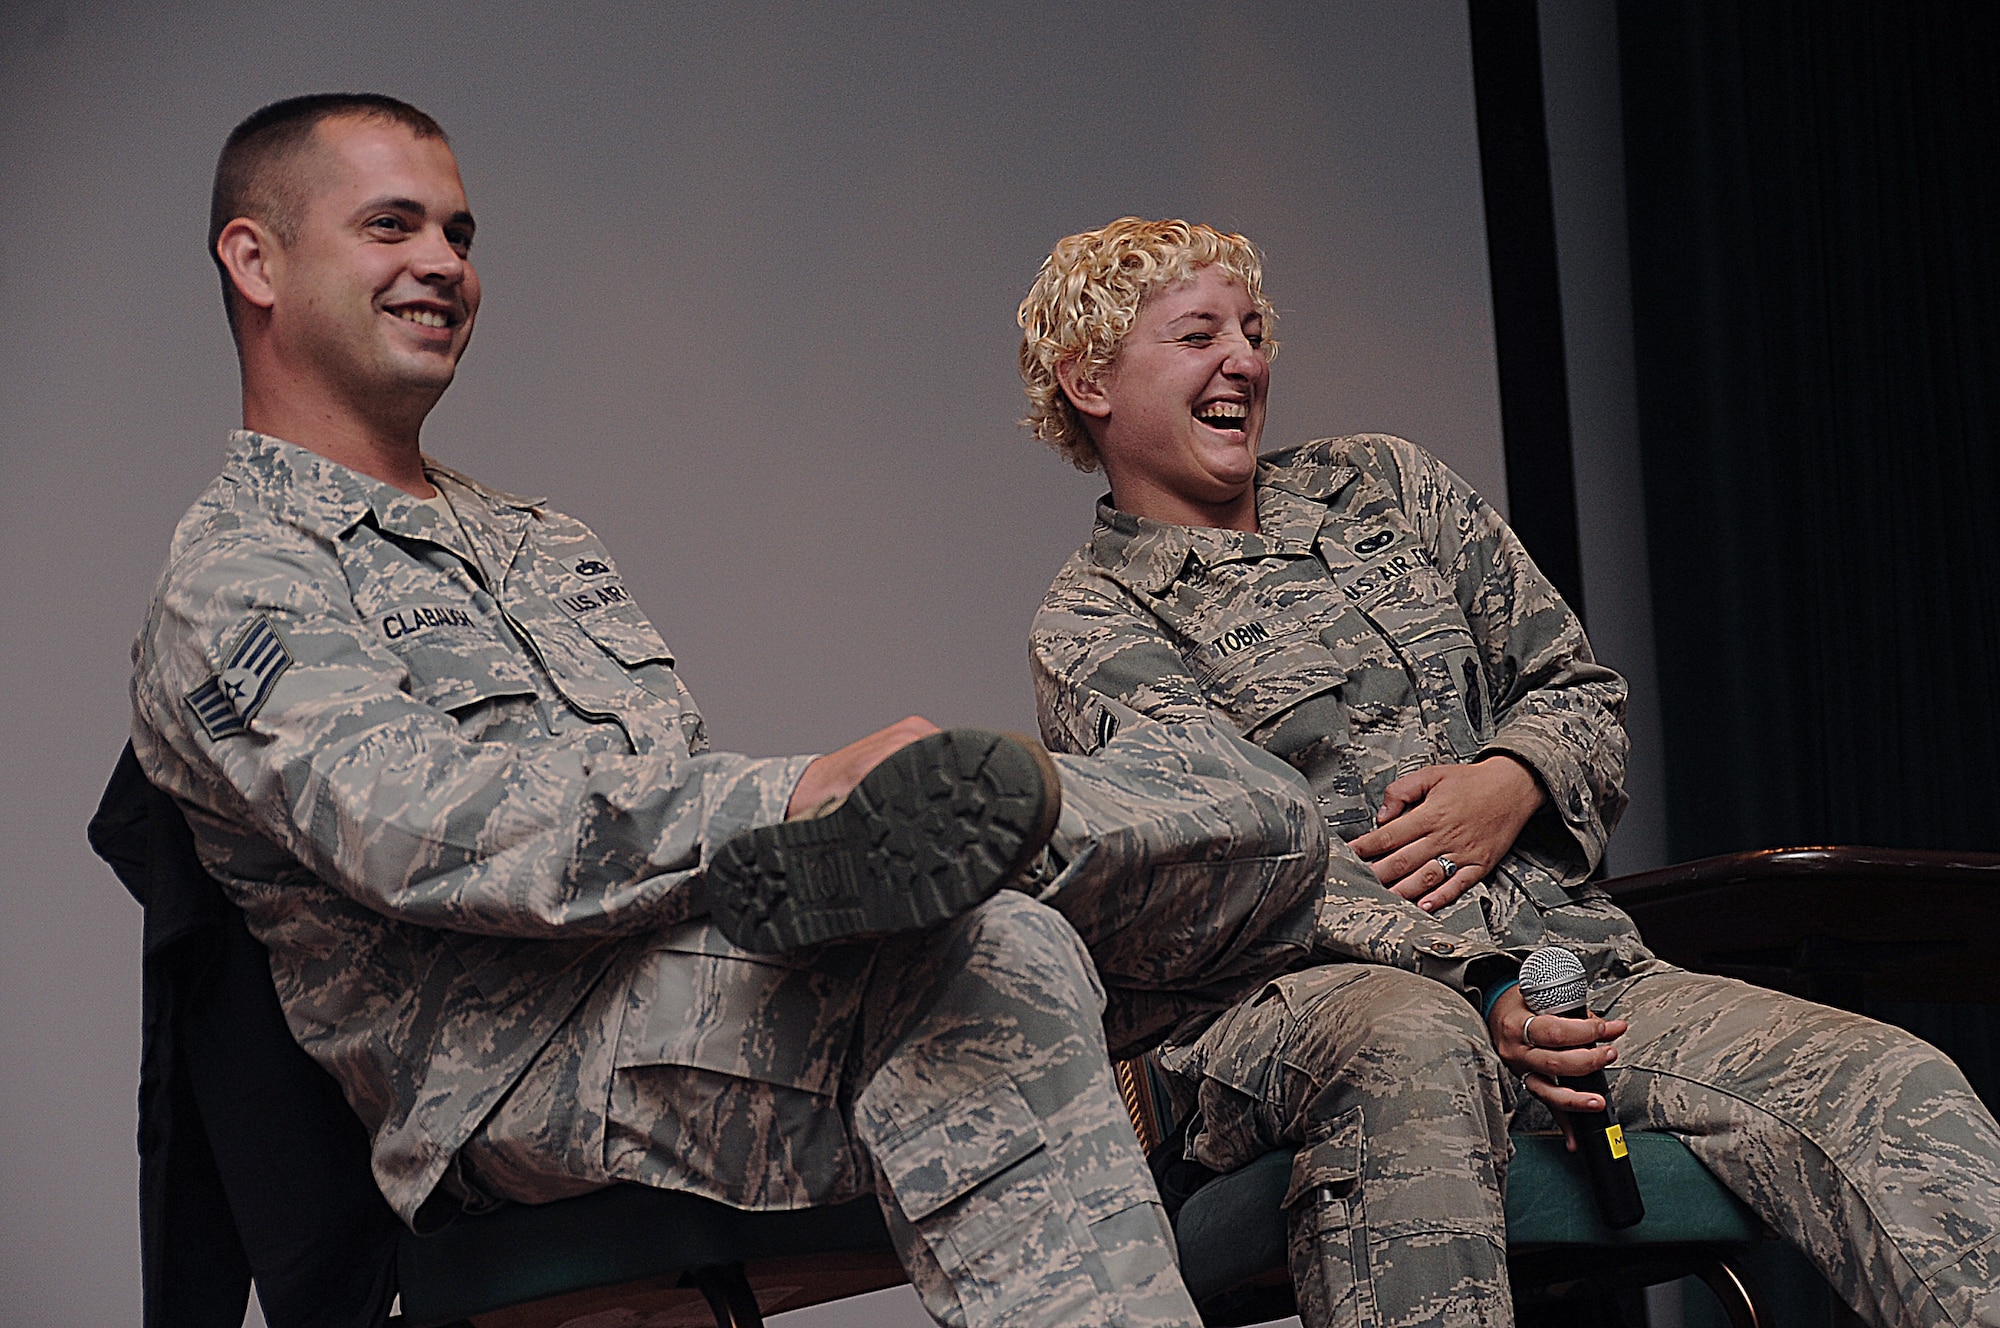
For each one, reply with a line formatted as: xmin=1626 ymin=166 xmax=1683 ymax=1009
xmin=186 ymin=616 xmax=293 ymax=740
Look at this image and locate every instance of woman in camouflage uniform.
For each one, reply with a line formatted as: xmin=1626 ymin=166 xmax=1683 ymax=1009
xmin=1020 ymin=217 xmax=2000 ymax=1328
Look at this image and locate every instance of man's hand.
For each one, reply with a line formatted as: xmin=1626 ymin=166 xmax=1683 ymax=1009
xmin=1486 ymin=985 xmax=1627 ymax=1148
xmin=1347 ymin=755 xmax=1545 ymax=911
xmin=786 ymin=716 xmax=941 ymax=819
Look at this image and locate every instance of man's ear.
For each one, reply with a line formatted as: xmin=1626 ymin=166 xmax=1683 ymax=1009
xmin=1057 ymin=359 xmax=1113 ymax=420
xmin=216 ymin=218 xmax=280 ymax=313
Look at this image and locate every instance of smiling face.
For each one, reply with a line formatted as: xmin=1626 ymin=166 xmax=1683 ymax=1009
xmin=269 ymin=115 xmax=479 ymax=412
xmin=1066 ymin=265 xmax=1271 ymax=529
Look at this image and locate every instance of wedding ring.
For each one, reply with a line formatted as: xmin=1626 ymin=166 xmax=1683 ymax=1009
xmin=1435 ymin=854 xmax=1460 ymax=879
xmin=1522 ymin=1014 xmax=1541 ymax=1049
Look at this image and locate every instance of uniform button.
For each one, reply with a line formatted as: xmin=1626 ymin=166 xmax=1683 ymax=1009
xmin=1431 ymin=940 xmax=1458 ymax=955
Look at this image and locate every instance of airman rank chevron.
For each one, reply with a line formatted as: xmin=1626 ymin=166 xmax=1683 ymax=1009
xmin=187 ymin=616 xmax=293 ymax=740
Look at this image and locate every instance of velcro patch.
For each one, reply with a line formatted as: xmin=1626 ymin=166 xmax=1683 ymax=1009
xmin=554 ymin=580 xmax=633 ymax=616
xmin=186 ymin=616 xmax=293 ymax=740
xmin=377 ymin=603 xmax=479 ymax=642
xmin=1187 ymin=614 xmax=1311 ymax=683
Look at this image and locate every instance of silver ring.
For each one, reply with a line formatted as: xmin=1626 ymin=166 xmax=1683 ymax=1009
xmin=1521 ymin=1014 xmax=1540 ymax=1049
xmin=1434 ymin=855 xmax=1460 ymax=880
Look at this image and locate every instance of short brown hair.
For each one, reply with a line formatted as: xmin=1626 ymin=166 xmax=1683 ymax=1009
xmin=1018 ymin=217 xmax=1278 ymax=471
xmin=209 ymin=94 xmax=448 ymax=334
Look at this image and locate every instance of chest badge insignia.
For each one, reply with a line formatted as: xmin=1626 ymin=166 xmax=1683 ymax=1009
xmin=1353 ymin=529 xmax=1396 ymax=556
xmin=186 ymin=616 xmax=293 ymax=741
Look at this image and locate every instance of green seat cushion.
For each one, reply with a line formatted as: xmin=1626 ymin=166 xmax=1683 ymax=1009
xmin=1175 ymin=1131 xmax=1761 ymax=1303
xmin=1175 ymin=1150 xmax=1294 ymax=1302
xmin=397 ymin=1132 xmax=1763 ymax=1323
xmin=396 ymin=1185 xmax=889 ymax=1326
xmin=1506 ymin=1131 xmax=1761 ymax=1247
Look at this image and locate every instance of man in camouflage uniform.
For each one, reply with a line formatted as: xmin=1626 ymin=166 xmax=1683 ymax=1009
xmin=131 ymin=101 xmax=1331 ymax=1328
xmin=1019 ymin=217 xmax=2000 ymax=1327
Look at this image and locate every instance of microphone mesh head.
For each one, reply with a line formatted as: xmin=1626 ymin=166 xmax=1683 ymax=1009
xmin=1519 ymin=945 xmax=1589 ymax=1015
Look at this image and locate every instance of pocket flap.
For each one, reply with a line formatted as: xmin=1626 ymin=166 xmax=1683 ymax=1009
xmin=570 ymin=602 xmax=675 ymax=668
xmin=376 ymin=615 xmax=539 ymax=714
xmin=1194 ymin=621 xmax=1349 ymax=736
xmin=1283 ymin=1106 xmax=1363 ymax=1208
xmin=868 ymin=1073 xmax=1047 ymax=1223
xmin=612 ymin=927 xmax=867 ymax=1097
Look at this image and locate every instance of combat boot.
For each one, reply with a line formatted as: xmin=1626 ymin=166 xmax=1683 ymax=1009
xmin=704 ymin=728 xmax=1061 ymax=953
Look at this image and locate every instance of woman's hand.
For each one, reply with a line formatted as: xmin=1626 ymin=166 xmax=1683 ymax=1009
xmin=1485 ymin=985 xmax=1627 ymax=1147
xmin=1347 ymin=755 xmax=1545 ymax=910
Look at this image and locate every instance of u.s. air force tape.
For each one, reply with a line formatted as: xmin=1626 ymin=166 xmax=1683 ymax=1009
xmin=186 ymin=615 xmax=293 ymax=740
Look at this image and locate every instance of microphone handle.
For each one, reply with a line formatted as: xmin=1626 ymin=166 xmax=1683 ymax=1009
xmin=1545 ymin=1005 xmax=1646 ymax=1229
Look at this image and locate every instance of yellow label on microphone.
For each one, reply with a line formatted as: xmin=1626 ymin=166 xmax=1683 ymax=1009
xmin=1605 ymin=1123 xmax=1628 ymax=1159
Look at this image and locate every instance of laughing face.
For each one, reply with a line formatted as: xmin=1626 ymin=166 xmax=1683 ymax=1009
xmin=1064 ymin=265 xmax=1271 ymax=529
xmin=271 ymin=115 xmax=480 ymax=411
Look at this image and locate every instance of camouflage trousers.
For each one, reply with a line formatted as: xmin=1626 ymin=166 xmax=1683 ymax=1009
xmin=465 ymin=893 xmax=1201 ymax=1328
xmin=459 ymin=718 xmax=1324 ymax=1328
xmin=1164 ymin=961 xmax=2000 ymax=1328
xmin=1044 ymin=717 xmax=1324 ymax=1058
xmin=1583 ymin=965 xmax=2000 ymax=1328
xmin=1162 ymin=964 xmax=1515 ymax=1328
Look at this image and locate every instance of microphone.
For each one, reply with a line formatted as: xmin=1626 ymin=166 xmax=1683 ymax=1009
xmin=1518 ymin=945 xmax=1644 ymax=1229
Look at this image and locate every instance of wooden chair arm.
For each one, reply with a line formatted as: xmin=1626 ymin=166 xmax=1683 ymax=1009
xmin=1604 ymin=845 xmax=2000 ymax=1007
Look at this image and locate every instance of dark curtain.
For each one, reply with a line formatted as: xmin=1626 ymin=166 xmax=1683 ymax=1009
xmin=1619 ymin=0 xmax=2000 ymax=862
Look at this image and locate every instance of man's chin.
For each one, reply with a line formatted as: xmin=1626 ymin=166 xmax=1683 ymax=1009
xmin=388 ymin=352 xmax=462 ymax=394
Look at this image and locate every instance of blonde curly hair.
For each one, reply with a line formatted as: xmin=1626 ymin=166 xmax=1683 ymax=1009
xmin=1017 ymin=217 xmax=1278 ymax=471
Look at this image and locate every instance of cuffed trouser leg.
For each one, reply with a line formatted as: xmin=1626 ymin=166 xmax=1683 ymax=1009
xmin=1167 ymin=965 xmax=1514 ymax=1328
xmin=1587 ymin=968 xmax=2000 ymax=1327
xmin=852 ymin=891 xmax=1200 ymax=1328
xmin=1041 ymin=718 xmax=1326 ymax=1057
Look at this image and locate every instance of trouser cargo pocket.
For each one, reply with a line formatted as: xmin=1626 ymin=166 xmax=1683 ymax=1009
xmin=863 ymin=1072 xmax=1119 ymax=1327
xmin=1285 ymin=1107 xmax=1379 ymax=1328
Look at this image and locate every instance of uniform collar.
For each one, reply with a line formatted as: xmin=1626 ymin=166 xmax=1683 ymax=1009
xmin=1256 ymin=441 xmax=1359 ymax=506
xmin=1086 ymin=502 xmax=1194 ymax=595
xmin=1083 ymin=448 xmax=1360 ymax=594
xmin=221 ymin=430 xmax=544 ymax=547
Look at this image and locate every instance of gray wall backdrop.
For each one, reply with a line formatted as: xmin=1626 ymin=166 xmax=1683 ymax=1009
xmin=0 ymin=2 xmax=1646 ymax=1323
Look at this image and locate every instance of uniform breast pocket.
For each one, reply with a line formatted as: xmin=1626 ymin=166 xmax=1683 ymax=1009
xmin=569 ymin=601 xmax=674 ymax=669
xmin=1362 ymin=565 xmax=1492 ymax=750
xmin=1197 ymin=628 xmax=1352 ymax=758
xmin=1390 ymin=618 xmax=1490 ymax=752
xmin=564 ymin=601 xmax=696 ymax=716
xmin=374 ymin=605 xmax=539 ymax=715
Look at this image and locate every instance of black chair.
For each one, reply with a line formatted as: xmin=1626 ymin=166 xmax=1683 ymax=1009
xmin=92 ymin=743 xmax=903 ymax=1328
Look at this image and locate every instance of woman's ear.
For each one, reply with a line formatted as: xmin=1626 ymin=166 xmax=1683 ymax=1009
xmin=1057 ymin=359 xmax=1113 ymax=419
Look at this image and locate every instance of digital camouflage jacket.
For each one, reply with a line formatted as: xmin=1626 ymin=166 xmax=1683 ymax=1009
xmin=132 ymin=432 xmax=809 ymax=1222
xmin=1031 ymin=435 xmax=1651 ymax=1001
